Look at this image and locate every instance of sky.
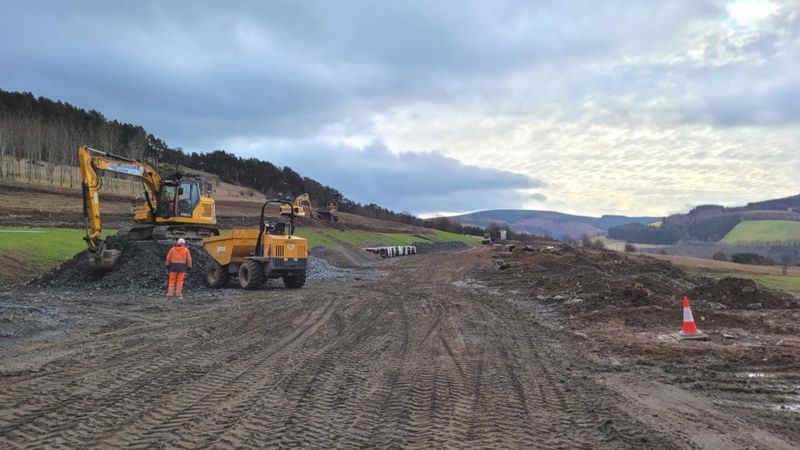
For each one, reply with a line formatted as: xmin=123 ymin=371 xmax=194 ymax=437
xmin=1 ymin=0 xmax=798 ymax=217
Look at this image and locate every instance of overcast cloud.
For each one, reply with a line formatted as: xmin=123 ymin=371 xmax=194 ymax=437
xmin=1 ymin=0 xmax=798 ymax=215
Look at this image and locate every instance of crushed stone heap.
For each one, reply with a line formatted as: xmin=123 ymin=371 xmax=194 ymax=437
xmin=32 ymin=237 xmax=375 ymax=294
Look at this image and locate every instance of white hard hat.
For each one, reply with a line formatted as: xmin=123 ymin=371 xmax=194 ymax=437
xmin=178 ymin=238 xmax=186 ymax=244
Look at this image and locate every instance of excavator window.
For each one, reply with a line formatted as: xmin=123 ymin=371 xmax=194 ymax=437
xmin=156 ymin=181 xmax=201 ymax=218
xmin=177 ymin=182 xmax=199 ymax=217
xmin=157 ymin=185 xmax=177 ymax=217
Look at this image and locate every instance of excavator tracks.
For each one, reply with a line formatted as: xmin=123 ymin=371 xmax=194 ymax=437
xmin=151 ymin=224 xmax=219 ymax=241
xmin=114 ymin=223 xmax=219 ymax=242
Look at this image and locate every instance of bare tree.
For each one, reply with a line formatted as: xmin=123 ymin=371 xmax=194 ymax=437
xmin=99 ymin=123 xmax=120 ymax=192
xmin=43 ymin=121 xmax=61 ymax=185
xmin=22 ymin=114 xmax=43 ymax=183
xmin=0 ymin=117 xmax=9 ymax=178
xmin=127 ymin=128 xmax=147 ymax=194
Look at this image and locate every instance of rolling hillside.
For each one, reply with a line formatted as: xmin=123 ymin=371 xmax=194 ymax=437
xmin=449 ymin=209 xmax=660 ymax=239
xmin=721 ymin=220 xmax=800 ymax=244
xmin=738 ymin=193 xmax=800 ymax=212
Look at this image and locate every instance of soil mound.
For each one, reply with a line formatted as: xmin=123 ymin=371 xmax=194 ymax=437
xmin=479 ymin=245 xmax=799 ymax=330
xmin=490 ymin=245 xmax=692 ymax=306
xmin=688 ymin=277 xmax=797 ymax=309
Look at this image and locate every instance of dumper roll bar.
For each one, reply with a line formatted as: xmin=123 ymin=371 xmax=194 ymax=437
xmin=255 ymin=199 xmax=296 ymax=257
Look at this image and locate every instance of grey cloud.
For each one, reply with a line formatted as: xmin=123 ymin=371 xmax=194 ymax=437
xmin=1 ymin=0 xmax=797 ymax=217
xmin=0 ymin=0 xmax=745 ymax=147
xmin=706 ymin=79 xmax=800 ymax=127
xmin=254 ymin=140 xmax=541 ymax=214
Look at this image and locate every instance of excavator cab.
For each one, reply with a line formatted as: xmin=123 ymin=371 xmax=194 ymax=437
xmin=155 ymin=176 xmax=202 ymax=218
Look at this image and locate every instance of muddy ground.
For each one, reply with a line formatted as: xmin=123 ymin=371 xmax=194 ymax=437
xmin=1 ymin=246 xmax=799 ymax=449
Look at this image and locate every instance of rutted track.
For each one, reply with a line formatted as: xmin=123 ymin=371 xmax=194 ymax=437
xmin=1 ymin=249 xmax=697 ymax=448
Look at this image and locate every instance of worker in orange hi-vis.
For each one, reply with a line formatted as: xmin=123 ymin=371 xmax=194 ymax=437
xmin=165 ymin=238 xmax=193 ymax=298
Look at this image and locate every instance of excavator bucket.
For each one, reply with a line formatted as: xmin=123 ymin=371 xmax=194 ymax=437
xmin=88 ymin=242 xmax=122 ymax=271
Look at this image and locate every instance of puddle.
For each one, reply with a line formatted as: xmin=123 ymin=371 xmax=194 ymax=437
xmin=735 ymin=372 xmax=776 ymax=379
xmin=774 ymin=403 xmax=800 ymax=413
xmin=451 ymin=279 xmax=484 ymax=289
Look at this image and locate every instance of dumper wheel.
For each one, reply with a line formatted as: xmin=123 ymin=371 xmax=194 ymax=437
xmin=282 ymin=271 xmax=306 ymax=289
xmin=238 ymin=260 xmax=264 ymax=290
xmin=205 ymin=262 xmax=229 ymax=288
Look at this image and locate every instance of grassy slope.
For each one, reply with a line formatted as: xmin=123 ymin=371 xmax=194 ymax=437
xmin=0 ymin=227 xmax=89 ymax=286
xmin=721 ymin=220 xmax=800 ymax=244
xmin=295 ymin=228 xmax=481 ymax=249
xmin=0 ymin=228 xmax=87 ymax=264
xmin=431 ymin=229 xmax=483 ymax=244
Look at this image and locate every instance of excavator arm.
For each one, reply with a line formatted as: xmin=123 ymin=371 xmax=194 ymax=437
xmin=78 ymin=145 xmax=160 ymax=268
xmin=294 ymin=193 xmax=314 ymax=216
xmin=279 ymin=193 xmax=314 ymax=218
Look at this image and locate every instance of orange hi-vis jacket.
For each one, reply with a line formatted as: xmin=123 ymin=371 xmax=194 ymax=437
xmin=165 ymin=245 xmax=193 ymax=273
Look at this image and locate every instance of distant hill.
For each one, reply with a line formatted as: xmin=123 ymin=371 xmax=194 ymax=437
xmin=738 ymin=193 xmax=800 ymax=212
xmin=449 ymin=209 xmax=661 ymax=239
xmin=608 ymin=192 xmax=800 ymax=245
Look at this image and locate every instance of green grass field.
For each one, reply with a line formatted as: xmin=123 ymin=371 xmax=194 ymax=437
xmin=0 ymin=227 xmax=88 ymax=265
xmin=0 ymin=227 xmax=91 ymax=286
xmin=430 ymin=229 xmax=483 ymax=244
xmin=721 ymin=220 xmax=800 ymax=244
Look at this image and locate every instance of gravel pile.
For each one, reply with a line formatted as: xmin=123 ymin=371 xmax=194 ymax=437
xmin=32 ymin=239 xmax=215 ymax=296
xmin=307 ymin=257 xmax=380 ymax=284
xmin=414 ymin=241 xmax=470 ymax=254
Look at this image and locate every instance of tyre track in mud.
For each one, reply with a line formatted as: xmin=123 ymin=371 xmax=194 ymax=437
xmin=1 ymin=250 xmax=680 ymax=449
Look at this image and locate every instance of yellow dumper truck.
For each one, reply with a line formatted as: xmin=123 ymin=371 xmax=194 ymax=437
xmin=202 ymin=199 xmax=309 ymax=289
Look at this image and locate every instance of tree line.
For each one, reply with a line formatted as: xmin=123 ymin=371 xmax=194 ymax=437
xmin=0 ymin=89 xmax=484 ymax=236
xmin=0 ymin=90 xmax=147 ymax=190
xmin=607 ymin=215 xmax=741 ymax=244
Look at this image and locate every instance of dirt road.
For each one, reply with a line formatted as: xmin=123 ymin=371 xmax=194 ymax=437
xmin=1 ymin=248 xmax=797 ymax=449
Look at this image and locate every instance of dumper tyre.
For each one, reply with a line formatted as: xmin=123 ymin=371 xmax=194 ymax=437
xmin=238 ymin=260 xmax=264 ymax=290
xmin=283 ymin=271 xmax=306 ymax=289
xmin=205 ymin=262 xmax=229 ymax=288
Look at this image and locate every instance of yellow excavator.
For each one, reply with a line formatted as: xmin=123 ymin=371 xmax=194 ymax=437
xmin=279 ymin=193 xmax=313 ymax=218
xmin=79 ymin=145 xmax=219 ymax=270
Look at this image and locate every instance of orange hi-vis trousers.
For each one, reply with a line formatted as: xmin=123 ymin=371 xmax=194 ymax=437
xmin=168 ymin=271 xmax=186 ymax=297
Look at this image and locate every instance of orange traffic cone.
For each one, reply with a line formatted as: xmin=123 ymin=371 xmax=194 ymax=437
xmin=679 ymin=296 xmax=706 ymax=340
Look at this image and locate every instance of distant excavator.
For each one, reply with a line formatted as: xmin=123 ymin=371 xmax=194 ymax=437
xmin=279 ymin=194 xmax=339 ymax=222
xmin=279 ymin=193 xmax=313 ymax=218
xmin=79 ymin=145 xmax=219 ymax=270
xmin=316 ymin=200 xmax=339 ymax=222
